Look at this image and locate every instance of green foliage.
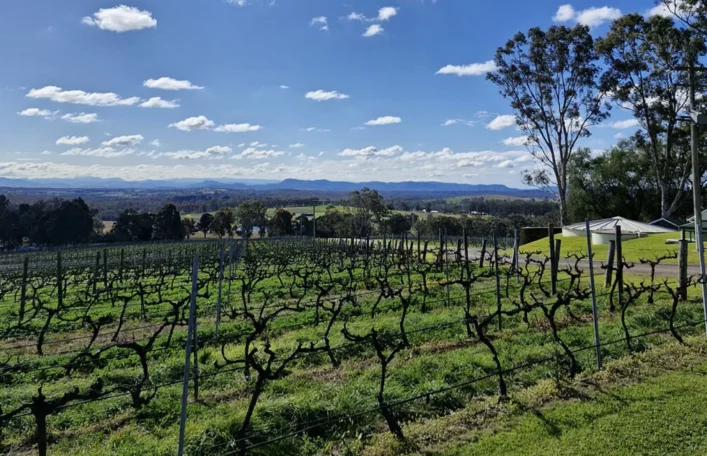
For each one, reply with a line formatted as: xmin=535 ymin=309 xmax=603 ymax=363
xmin=567 ymin=145 xmax=659 ymax=222
xmin=597 ymin=13 xmax=706 ymax=219
xmin=111 ymin=209 xmax=154 ymax=242
xmin=152 ymin=204 xmax=185 ymax=241
xmin=211 ymin=208 xmax=235 ymax=239
xmin=269 ymin=208 xmax=294 ymax=236
xmin=197 ymin=213 xmax=214 ymax=238
xmin=235 ymin=200 xmax=267 ymax=237
xmin=488 ymin=25 xmax=610 ymax=224
xmin=349 ymin=188 xmax=389 ymax=237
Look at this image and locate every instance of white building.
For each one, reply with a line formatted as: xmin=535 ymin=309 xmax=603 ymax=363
xmin=562 ymin=216 xmax=675 ymax=245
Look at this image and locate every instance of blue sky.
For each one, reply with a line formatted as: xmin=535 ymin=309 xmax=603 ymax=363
xmin=0 ymin=0 xmax=670 ymax=186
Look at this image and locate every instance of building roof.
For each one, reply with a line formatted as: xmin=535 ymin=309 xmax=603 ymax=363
xmin=564 ymin=216 xmax=676 ymax=234
xmin=649 ymin=217 xmax=682 ymax=229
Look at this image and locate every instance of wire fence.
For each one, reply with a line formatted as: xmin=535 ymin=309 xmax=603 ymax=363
xmin=0 ymin=229 xmax=706 ymax=456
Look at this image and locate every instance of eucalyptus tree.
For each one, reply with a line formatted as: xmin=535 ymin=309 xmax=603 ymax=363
xmin=487 ymin=25 xmax=610 ymax=225
xmin=597 ymin=13 xmax=706 ymax=218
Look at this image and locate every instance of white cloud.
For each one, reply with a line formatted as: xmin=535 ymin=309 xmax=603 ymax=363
xmin=340 ymin=146 xmax=380 ymax=157
xmin=40 ymin=151 xmax=53 ymax=156
xmin=363 ymin=24 xmax=384 ymax=37
xmin=502 ymin=136 xmax=530 ymax=146
xmin=339 ymin=145 xmax=403 ymax=157
xmin=436 ymin=61 xmax=497 ymax=76
xmin=497 ymin=160 xmax=515 ymax=168
xmin=82 ymin=5 xmax=157 ymax=33
xmin=162 ymin=146 xmax=232 ymax=160
xmin=61 ymin=113 xmax=99 ymax=124
xmin=289 ymin=143 xmax=305 ymax=148
xmin=61 ymin=147 xmax=135 ymax=158
xmin=486 ymin=115 xmax=517 ymax=130
xmin=577 ymin=7 xmax=622 ymax=27
xmin=239 ymin=148 xmax=284 ymax=159
xmin=305 ymin=90 xmax=350 ymax=101
xmin=347 ymin=7 xmax=398 ymax=22
xmin=143 ymin=77 xmax=203 ymax=91
xmin=347 ymin=12 xmax=368 ymax=21
xmin=227 ymin=0 xmax=248 ymax=5
xmin=214 ymin=123 xmax=262 ymax=133
xmin=102 ymin=135 xmax=144 ymax=147
xmin=610 ymin=118 xmax=639 ymax=129
xmin=377 ymin=145 xmax=403 ymax=156
xmin=304 ymin=127 xmax=331 ymax=132
xmin=151 ymin=139 xmax=161 ymax=147
xmin=310 ymin=16 xmax=328 ymax=31
xmin=365 ymin=116 xmax=402 ymax=126
xmin=443 ymin=119 xmax=476 ymax=127
xmin=139 ymin=97 xmax=180 ymax=109
xmin=27 ymin=86 xmax=140 ymax=106
xmin=377 ymin=7 xmax=398 ymax=21
xmin=280 ymin=85 xmax=290 ymax=89
xmin=457 ymin=159 xmax=484 ymax=168
xmin=553 ymin=4 xmax=621 ymax=27
xmin=56 ymin=136 xmax=89 ymax=146
xmin=553 ymin=4 xmax=576 ymax=22
xmin=169 ymin=116 xmax=215 ymax=131
xmin=18 ymin=108 xmax=56 ymax=119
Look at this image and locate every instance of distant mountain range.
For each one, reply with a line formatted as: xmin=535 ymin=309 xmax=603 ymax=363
xmin=0 ymin=177 xmax=552 ymax=199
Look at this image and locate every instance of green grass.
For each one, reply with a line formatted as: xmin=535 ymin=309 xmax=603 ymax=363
xmin=2 ymin=241 xmax=706 ymax=455
xmin=443 ymin=359 xmax=707 ymax=456
xmin=520 ymin=232 xmax=707 ymax=265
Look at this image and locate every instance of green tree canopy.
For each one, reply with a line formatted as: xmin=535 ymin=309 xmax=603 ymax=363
xmin=152 ymin=203 xmax=185 ymax=241
xmin=269 ymin=209 xmax=294 ymax=236
xmin=487 ymin=25 xmax=610 ymax=225
xmin=597 ymin=13 xmax=705 ymax=218
xmin=197 ymin=213 xmax=214 ymax=238
xmin=235 ymin=201 xmax=267 ymax=237
xmin=211 ymin=208 xmax=236 ymax=239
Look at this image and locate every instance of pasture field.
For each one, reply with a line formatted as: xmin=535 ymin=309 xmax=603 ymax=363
xmin=521 ymin=232 xmax=706 ymax=265
xmin=0 ymin=237 xmax=705 ymax=455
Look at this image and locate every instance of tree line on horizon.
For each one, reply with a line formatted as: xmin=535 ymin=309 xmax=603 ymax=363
xmin=0 ymin=188 xmax=558 ymax=249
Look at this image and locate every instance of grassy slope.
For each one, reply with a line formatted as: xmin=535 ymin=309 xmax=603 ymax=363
xmin=520 ymin=233 xmax=705 ymax=265
xmin=444 ymin=349 xmax=707 ymax=455
xmin=367 ymin=336 xmax=707 ymax=456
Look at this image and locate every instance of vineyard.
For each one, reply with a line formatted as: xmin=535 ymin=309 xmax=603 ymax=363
xmin=0 ymin=235 xmax=706 ymax=455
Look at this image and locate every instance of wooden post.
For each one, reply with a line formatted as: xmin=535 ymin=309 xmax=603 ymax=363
xmin=494 ymin=231 xmax=502 ymax=331
xmin=548 ymin=224 xmax=556 ymax=294
xmin=513 ymin=228 xmax=520 ymax=284
xmin=416 ymin=231 xmax=421 ymax=261
xmin=553 ymin=239 xmax=562 ymax=292
xmin=93 ymin=251 xmax=100 ymax=295
xmin=216 ymin=242 xmax=225 ymax=337
xmin=57 ymin=251 xmax=63 ymax=309
xmin=119 ymin=248 xmax=125 ymax=283
xmin=438 ymin=228 xmax=444 ymax=266
xmin=604 ymin=241 xmax=615 ymax=289
xmin=19 ymin=256 xmax=28 ymax=324
xmin=480 ymin=239 xmax=487 ymax=268
xmin=679 ymin=239 xmax=688 ymax=301
xmin=615 ymin=226 xmax=624 ymax=309
xmin=103 ymin=249 xmax=108 ymax=287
